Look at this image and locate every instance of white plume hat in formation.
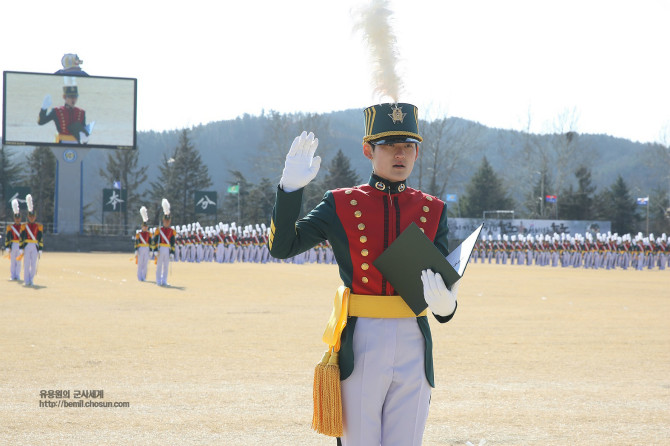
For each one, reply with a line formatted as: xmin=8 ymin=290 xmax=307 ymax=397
xmin=26 ymin=194 xmax=34 ymax=214
xmin=140 ymin=206 xmax=149 ymax=223
xmin=161 ymin=198 xmax=171 ymax=219
xmin=11 ymin=198 xmax=20 ymax=216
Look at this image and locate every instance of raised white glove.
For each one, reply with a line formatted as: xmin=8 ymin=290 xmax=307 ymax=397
xmin=41 ymin=95 xmax=52 ymax=110
xmin=421 ymin=269 xmax=458 ymax=317
xmin=279 ymin=131 xmax=321 ymax=193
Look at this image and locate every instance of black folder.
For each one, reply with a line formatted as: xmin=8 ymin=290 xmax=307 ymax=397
xmin=373 ymin=222 xmax=483 ymax=315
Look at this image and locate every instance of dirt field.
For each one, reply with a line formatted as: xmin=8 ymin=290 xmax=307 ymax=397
xmin=1 ymin=253 xmax=668 ymax=445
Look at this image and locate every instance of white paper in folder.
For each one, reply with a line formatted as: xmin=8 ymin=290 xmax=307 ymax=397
xmin=446 ymin=224 xmax=484 ymax=276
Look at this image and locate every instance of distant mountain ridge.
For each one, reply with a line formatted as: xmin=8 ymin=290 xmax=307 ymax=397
xmin=7 ymin=108 xmax=660 ymax=222
xmin=132 ymin=108 xmax=657 ymax=196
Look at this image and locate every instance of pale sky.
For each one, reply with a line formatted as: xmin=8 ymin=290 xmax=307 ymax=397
xmin=2 ymin=0 xmax=669 ymax=144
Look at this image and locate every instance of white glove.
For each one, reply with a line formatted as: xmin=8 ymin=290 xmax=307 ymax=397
xmin=279 ymin=131 xmax=321 ymax=193
xmin=41 ymin=95 xmax=52 ymax=110
xmin=421 ymin=269 xmax=458 ymax=317
xmin=79 ymin=132 xmax=89 ymax=144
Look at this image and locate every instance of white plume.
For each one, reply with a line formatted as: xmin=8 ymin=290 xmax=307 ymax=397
xmin=140 ymin=206 xmax=148 ymax=223
xmin=353 ymin=0 xmax=403 ymax=103
xmin=11 ymin=198 xmax=19 ymax=215
xmin=161 ymin=198 xmax=170 ymax=216
xmin=26 ymin=194 xmax=34 ymax=213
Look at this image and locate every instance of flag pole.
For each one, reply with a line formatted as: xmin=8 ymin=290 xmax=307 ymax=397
xmin=237 ymin=182 xmax=241 ymax=223
xmin=647 ymin=197 xmax=649 ymax=235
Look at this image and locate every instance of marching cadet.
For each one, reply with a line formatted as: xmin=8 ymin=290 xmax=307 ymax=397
xmin=485 ymin=235 xmax=494 ymax=263
xmin=134 ymin=206 xmax=152 ymax=281
xmin=20 ymin=194 xmax=43 ymax=287
xmin=4 ymin=199 xmax=23 ymax=281
xmin=153 ymin=199 xmax=176 ymax=286
xmin=215 ymin=224 xmax=226 ymax=263
xmin=269 ymin=103 xmax=459 ymax=445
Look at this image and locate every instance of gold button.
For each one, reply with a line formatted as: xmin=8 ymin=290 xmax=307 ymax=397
xmin=361 ymin=277 xmax=369 ymax=284
xmin=360 ymin=236 xmax=367 ymax=243
xmin=361 ymin=263 xmax=369 ymax=270
xmin=420 ymin=228 xmax=425 ymax=233
xmin=350 ymin=199 xmax=358 ymax=205
xmin=361 ymin=249 xmax=369 ymax=257
xmin=420 ymin=216 xmax=427 ymax=223
xmin=354 ymin=210 xmax=362 ymax=218
xmin=423 ymin=206 xmax=429 ymax=212
xmin=426 ymin=196 xmax=433 ymax=201
xmin=345 ymin=190 xmax=353 ymax=194
xmin=358 ymin=223 xmax=365 ymax=230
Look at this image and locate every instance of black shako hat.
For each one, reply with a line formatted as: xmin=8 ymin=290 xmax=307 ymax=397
xmin=363 ymin=102 xmax=422 ymax=144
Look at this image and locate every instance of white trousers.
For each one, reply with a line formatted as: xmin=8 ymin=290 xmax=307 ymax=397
xmin=341 ymin=317 xmax=431 ymax=446
xmin=155 ymin=246 xmax=170 ymax=285
xmin=9 ymin=242 xmax=21 ymax=280
xmin=23 ymin=244 xmax=39 ymax=285
xmin=137 ymin=247 xmax=150 ymax=281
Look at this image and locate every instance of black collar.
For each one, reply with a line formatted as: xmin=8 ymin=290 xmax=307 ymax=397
xmin=368 ymin=173 xmax=407 ymax=194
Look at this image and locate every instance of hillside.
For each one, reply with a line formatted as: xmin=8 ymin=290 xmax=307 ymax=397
xmin=4 ymin=109 xmax=663 ymax=222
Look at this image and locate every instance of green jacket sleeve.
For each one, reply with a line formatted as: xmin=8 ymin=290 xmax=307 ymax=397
xmin=269 ymin=186 xmax=334 ymax=259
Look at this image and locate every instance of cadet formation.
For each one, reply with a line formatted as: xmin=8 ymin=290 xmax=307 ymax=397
xmin=134 ymin=219 xmax=336 ymax=269
xmin=4 ymin=204 xmax=668 ymax=287
xmin=470 ymin=232 xmax=669 ymax=270
xmin=129 ymin=208 xmax=669 ymax=275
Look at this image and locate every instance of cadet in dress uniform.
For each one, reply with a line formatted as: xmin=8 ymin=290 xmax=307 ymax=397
xmin=153 ymin=199 xmax=176 ymax=286
xmin=20 ymin=194 xmax=43 ymax=287
xmin=38 ymin=84 xmax=91 ymax=144
xmin=4 ymin=199 xmax=23 ymax=281
xmin=134 ymin=206 xmax=152 ymax=281
xmin=269 ymin=103 xmax=459 ymax=446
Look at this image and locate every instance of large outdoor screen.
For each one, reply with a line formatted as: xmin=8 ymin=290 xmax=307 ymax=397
xmin=2 ymin=71 xmax=137 ymax=150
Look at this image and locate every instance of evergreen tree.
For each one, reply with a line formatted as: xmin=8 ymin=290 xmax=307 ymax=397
xmin=148 ymin=153 xmax=179 ymax=225
xmin=597 ymin=175 xmax=638 ymax=234
xmin=646 ymin=186 xmax=670 ymax=235
xmin=322 ymin=149 xmax=360 ymax=191
xmin=0 ymin=145 xmax=24 ymax=220
xmin=148 ymin=129 xmax=212 ymax=224
xmin=244 ymin=178 xmax=276 ymax=225
xmin=221 ymin=170 xmax=253 ymax=225
xmin=99 ymin=148 xmax=149 ymax=232
xmin=559 ymin=165 xmax=596 ymax=220
xmin=23 ymin=147 xmax=56 ymax=226
xmin=523 ymin=167 xmax=554 ymax=219
xmin=460 ymin=156 xmax=514 ymax=218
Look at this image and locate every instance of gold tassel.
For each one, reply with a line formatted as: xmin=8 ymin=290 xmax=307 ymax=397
xmin=312 ymin=349 xmax=343 ymax=437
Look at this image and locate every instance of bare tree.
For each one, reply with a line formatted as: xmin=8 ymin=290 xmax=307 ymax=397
xmin=416 ymin=117 xmax=484 ymax=199
xmin=515 ymin=111 xmax=552 ymax=218
xmin=549 ymin=107 xmax=582 ymax=197
xmin=255 ymin=111 xmax=331 ymax=180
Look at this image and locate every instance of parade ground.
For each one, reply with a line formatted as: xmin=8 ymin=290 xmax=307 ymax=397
xmin=1 ymin=253 xmax=668 ymax=445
